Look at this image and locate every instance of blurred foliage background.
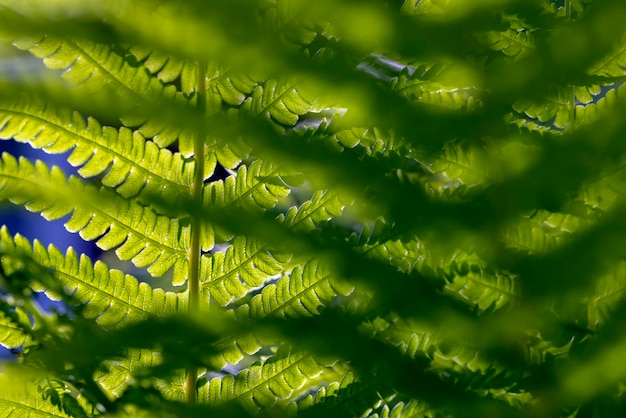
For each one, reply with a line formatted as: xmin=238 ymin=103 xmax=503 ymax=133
xmin=1 ymin=0 xmax=626 ymax=417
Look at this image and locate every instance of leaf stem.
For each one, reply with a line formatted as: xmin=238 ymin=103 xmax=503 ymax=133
xmin=185 ymin=60 xmax=207 ymax=405
xmin=567 ymin=0 xmax=576 ymax=132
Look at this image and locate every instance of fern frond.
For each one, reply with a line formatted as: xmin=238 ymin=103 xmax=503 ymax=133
xmin=588 ymin=32 xmax=626 ymax=77
xmin=391 ymin=240 xmax=520 ymax=312
xmin=400 ymin=0 xmax=446 ymax=15
xmin=333 ymin=127 xmax=407 ymax=157
xmin=260 ymin=0 xmax=321 ymax=47
xmin=297 ymin=371 xmax=441 ymax=418
xmin=127 ymin=46 xmax=197 ymax=94
xmin=198 ymin=350 xmax=328 ymax=412
xmin=360 ymin=315 xmax=439 ymax=360
xmin=201 ymin=236 xmax=285 ymax=307
xmin=279 ymin=190 xmax=345 ymax=232
xmin=0 ymin=226 xmax=185 ymax=328
xmin=208 ymin=68 xmax=258 ymax=108
xmin=207 ymin=332 xmax=265 ymax=371
xmin=201 ymin=191 xmax=344 ymax=306
xmin=199 ymin=160 xmax=292 ymax=250
xmin=0 ymin=306 xmax=32 ymax=350
xmin=137 ymin=100 xmax=249 ymax=173
xmin=240 ymin=79 xmax=315 ymax=126
xmin=0 ymin=376 xmax=73 ymax=418
xmin=508 ymin=113 xmax=558 ymax=134
xmin=14 ymin=35 xmax=173 ymax=101
xmin=390 ymin=70 xmax=477 ymax=111
xmin=512 ymin=85 xmax=603 ymax=130
xmin=414 ymin=142 xmax=499 ymax=193
xmin=205 ymin=160 xmax=291 ymax=211
xmin=370 ymin=316 xmax=518 ymax=402
xmin=357 ymin=217 xmax=520 ymax=314
xmin=0 ymin=154 xmax=190 ymax=282
xmin=576 ymin=126 xmax=626 ymax=213
xmin=480 ymin=28 xmax=534 ymax=59
xmin=361 ymin=236 xmax=425 ymax=274
xmin=95 ymin=349 xmax=163 ymax=399
xmin=573 ymin=84 xmax=625 ymax=127
xmin=444 ymin=267 xmax=518 ymax=313
xmin=501 ymin=210 xmax=586 ymax=255
xmin=389 ymin=63 xmax=478 ymax=110
xmin=0 ymin=93 xmax=194 ymax=203
xmin=374 ymin=398 xmax=441 ymax=418
xmin=429 ymin=342 xmax=513 ymax=391
xmin=587 ymin=261 xmax=626 ymax=330
xmin=234 ymin=259 xmax=353 ymax=320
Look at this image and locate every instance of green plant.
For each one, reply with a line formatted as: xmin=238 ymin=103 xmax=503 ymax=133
xmin=2 ymin=0 xmax=626 ymax=416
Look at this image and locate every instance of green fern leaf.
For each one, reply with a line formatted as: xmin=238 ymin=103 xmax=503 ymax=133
xmin=368 ymin=316 xmax=516 ymax=402
xmin=414 ymin=142 xmax=499 ymax=193
xmin=127 ymin=46 xmax=197 ymax=93
xmin=240 ymin=79 xmax=314 ymax=126
xmin=260 ymin=0 xmax=320 ymax=47
xmin=199 ymin=351 xmax=327 ymax=412
xmin=208 ymin=69 xmax=258 ymax=107
xmin=14 ymin=35 xmax=173 ymax=101
xmin=234 ymin=259 xmax=353 ymax=319
xmin=501 ymin=210 xmax=586 ymax=255
xmin=588 ymin=32 xmax=626 ymax=77
xmin=0 ymin=306 xmax=32 ymax=350
xmin=94 ymin=349 xmax=163 ymax=399
xmin=512 ymin=85 xmax=602 ymax=130
xmin=573 ymin=84 xmax=623 ymax=127
xmin=208 ymin=333 xmax=265 ymax=371
xmin=400 ymin=0 xmax=446 ymax=15
xmin=390 ymin=72 xmax=476 ymax=111
xmin=587 ymin=261 xmax=626 ymax=330
xmin=204 ymin=160 xmax=291 ymax=212
xmin=0 ymin=377 xmax=73 ymax=418
xmin=443 ymin=267 xmax=518 ymax=313
xmin=279 ymin=190 xmax=345 ymax=233
xmin=480 ymin=28 xmax=534 ymax=59
xmin=360 ymin=236 xmax=425 ymax=274
xmin=362 ymin=231 xmax=518 ymax=312
xmin=201 ymin=191 xmax=344 ymax=306
xmin=0 ymin=93 xmax=194 ymax=203
xmin=360 ymin=315 xmax=439 ymax=361
xmin=333 ymin=127 xmax=405 ymax=156
xmin=423 ymin=247 xmax=515 ymax=311
xmin=297 ymin=371 xmax=438 ymax=418
xmin=199 ymin=160 xmax=292 ymax=250
xmin=0 ymin=154 xmax=189 ymax=282
xmin=0 ymin=227 xmax=185 ymax=327
xmin=201 ymin=236 xmax=284 ymax=307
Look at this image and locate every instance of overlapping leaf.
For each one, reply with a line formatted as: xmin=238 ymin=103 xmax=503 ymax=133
xmin=199 ymin=160 xmax=292 ymax=251
xmin=201 ymin=191 xmax=344 ymax=306
xmin=390 ymin=68 xmax=478 ymax=111
xmin=94 ymin=349 xmax=164 ymax=398
xmin=240 ymin=79 xmax=315 ymax=126
xmin=198 ymin=350 xmax=328 ymax=412
xmin=0 ymin=154 xmax=190 ymax=282
xmin=0 ymin=306 xmax=32 ymax=350
xmin=234 ymin=259 xmax=353 ymax=320
xmin=0 ymin=378 xmax=75 ymax=418
xmin=14 ymin=35 xmax=174 ymax=101
xmin=501 ymin=210 xmax=587 ymax=255
xmin=0 ymin=93 xmax=194 ymax=204
xmin=587 ymin=261 xmax=626 ymax=330
xmin=0 ymin=226 xmax=185 ymax=328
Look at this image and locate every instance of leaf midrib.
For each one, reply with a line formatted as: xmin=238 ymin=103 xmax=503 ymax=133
xmin=202 ymin=192 xmax=336 ymax=289
xmin=0 ymin=172 xmax=188 ymax=259
xmin=0 ymin=107 xmax=191 ymax=192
